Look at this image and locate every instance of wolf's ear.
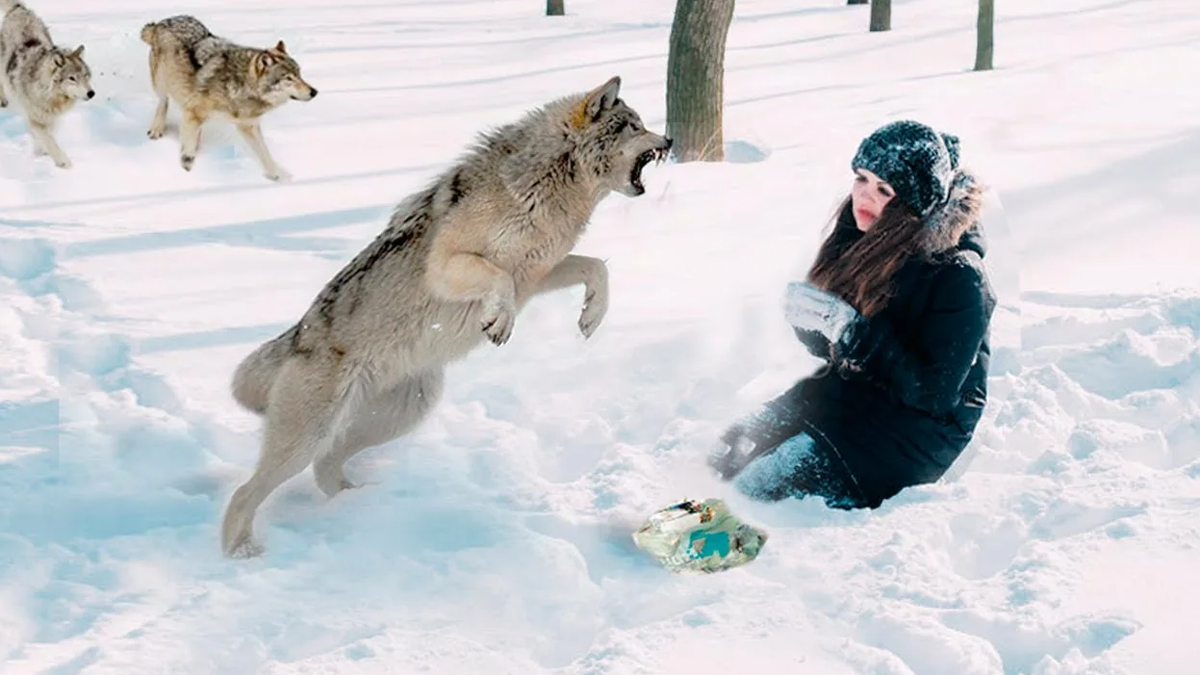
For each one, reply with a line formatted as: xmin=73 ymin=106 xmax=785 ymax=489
xmin=71 ymin=45 xmax=85 ymax=58
xmin=274 ymin=40 xmax=287 ymax=54
xmin=255 ymin=51 xmax=275 ymax=75
xmin=572 ymin=75 xmax=621 ymax=128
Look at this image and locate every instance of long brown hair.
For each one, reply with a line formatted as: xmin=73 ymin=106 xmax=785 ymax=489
xmin=806 ymin=196 xmax=926 ymax=318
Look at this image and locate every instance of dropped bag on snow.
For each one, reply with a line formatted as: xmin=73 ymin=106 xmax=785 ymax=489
xmin=631 ymin=498 xmax=768 ymax=574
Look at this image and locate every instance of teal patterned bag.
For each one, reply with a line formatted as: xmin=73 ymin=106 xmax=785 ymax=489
xmin=632 ymin=498 xmax=768 ymax=574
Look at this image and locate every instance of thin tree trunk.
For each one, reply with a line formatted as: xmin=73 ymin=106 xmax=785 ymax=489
xmin=869 ymin=0 xmax=891 ymax=32
xmin=848 ymin=0 xmax=867 ymax=5
xmin=974 ymin=0 xmax=995 ymax=71
xmin=546 ymin=0 xmax=564 ymax=16
xmin=665 ymin=0 xmax=736 ymax=162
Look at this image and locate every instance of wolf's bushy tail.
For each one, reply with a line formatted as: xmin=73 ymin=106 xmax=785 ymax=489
xmin=231 ymin=323 xmax=299 ymax=414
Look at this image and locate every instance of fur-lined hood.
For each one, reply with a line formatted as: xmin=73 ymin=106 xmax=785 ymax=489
xmin=915 ymin=167 xmax=987 ymax=256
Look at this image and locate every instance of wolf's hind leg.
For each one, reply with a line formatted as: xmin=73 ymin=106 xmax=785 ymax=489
xmin=147 ymin=96 xmax=169 ymax=139
xmin=220 ymin=358 xmax=341 ymax=558
xmin=314 ymin=369 xmax=445 ymax=498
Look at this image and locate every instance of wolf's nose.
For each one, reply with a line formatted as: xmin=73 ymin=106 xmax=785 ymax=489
xmin=86 ymin=90 xmax=95 ymax=100
xmin=663 ymin=137 xmax=673 ymax=149
xmin=309 ymin=88 xmax=319 ymax=98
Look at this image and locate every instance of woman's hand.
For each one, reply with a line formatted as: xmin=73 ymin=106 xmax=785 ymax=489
xmin=784 ymin=281 xmax=860 ymax=357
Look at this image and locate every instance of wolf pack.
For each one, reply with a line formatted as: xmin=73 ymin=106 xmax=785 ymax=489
xmin=1 ymin=1 xmax=315 ymax=177
xmin=3 ymin=1 xmax=677 ymax=558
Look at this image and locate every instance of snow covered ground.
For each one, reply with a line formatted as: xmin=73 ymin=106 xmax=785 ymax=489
xmin=1 ymin=0 xmax=1198 ymax=673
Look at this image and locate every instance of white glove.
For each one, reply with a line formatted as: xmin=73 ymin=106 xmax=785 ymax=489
xmin=783 ymin=281 xmax=860 ymax=346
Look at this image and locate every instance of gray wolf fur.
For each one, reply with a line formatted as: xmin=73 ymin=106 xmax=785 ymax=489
xmin=139 ymin=14 xmax=317 ymax=182
xmin=220 ymin=76 xmax=671 ymax=558
xmin=0 ymin=0 xmax=94 ymax=169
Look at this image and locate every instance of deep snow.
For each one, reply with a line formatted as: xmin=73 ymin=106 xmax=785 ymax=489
xmin=1 ymin=0 xmax=1198 ymax=673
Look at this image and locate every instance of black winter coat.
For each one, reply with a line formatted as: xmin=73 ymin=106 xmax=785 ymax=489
xmin=767 ymin=176 xmax=997 ymax=508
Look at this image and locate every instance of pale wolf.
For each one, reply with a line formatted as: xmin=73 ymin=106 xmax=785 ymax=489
xmin=0 ymin=0 xmax=94 ymax=169
xmin=139 ymin=14 xmax=317 ymax=182
xmin=221 ymin=76 xmax=671 ymax=558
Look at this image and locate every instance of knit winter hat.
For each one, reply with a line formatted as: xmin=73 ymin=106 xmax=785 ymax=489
xmin=851 ymin=120 xmax=961 ymax=217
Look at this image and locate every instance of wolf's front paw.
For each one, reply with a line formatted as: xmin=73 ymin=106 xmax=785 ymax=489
xmin=481 ymin=298 xmax=516 ymax=346
xmin=54 ymin=156 xmax=72 ymax=169
xmin=147 ymin=124 xmax=165 ymax=140
xmin=181 ymin=154 xmax=195 ymax=171
xmin=578 ymin=286 xmax=609 ymax=338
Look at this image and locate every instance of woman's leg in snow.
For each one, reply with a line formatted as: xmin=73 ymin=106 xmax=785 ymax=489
xmin=732 ymin=431 xmax=861 ymax=508
xmin=707 ymin=381 xmax=814 ymax=480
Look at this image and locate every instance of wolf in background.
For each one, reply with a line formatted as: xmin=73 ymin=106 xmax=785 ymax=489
xmin=221 ymin=75 xmax=671 ymax=558
xmin=0 ymin=0 xmax=94 ymax=169
xmin=139 ymin=14 xmax=317 ymax=182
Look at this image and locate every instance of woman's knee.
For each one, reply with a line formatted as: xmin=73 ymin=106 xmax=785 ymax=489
xmin=732 ymin=432 xmax=821 ymax=501
xmin=732 ymin=432 xmax=862 ymax=508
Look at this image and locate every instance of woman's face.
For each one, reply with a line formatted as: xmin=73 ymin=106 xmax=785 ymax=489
xmin=850 ymin=168 xmax=895 ymax=231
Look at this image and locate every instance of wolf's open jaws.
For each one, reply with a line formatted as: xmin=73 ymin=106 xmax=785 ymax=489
xmin=630 ymin=145 xmax=670 ymax=194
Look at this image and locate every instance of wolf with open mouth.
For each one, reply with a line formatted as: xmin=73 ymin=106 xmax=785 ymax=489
xmin=220 ymin=75 xmax=670 ymax=558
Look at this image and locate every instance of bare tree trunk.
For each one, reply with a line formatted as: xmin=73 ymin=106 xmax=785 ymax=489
xmin=665 ymin=0 xmax=736 ymax=162
xmin=869 ymin=0 xmax=891 ymax=32
xmin=974 ymin=0 xmax=994 ymax=71
xmin=546 ymin=0 xmax=564 ymax=16
xmin=848 ymin=0 xmax=867 ymax=5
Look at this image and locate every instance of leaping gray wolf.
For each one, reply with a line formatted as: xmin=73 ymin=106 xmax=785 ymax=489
xmin=139 ymin=14 xmax=317 ymax=182
xmin=0 ymin=0 xmax=94 ymax=169
xmin=220 ymin=75 xmax=672 ymax=558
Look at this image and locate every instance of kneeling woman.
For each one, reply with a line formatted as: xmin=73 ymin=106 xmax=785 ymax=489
xmin=710 ymin=120 xmax=998 ymax=509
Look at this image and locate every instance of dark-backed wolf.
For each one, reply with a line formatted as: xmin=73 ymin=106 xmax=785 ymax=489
xmin=0 ymin=0 xmax=94 ymax=169
xmin=139 ymin=14 xmax=317 ymax=182
xmin=221 ymin=76 xmax=671 ymax=558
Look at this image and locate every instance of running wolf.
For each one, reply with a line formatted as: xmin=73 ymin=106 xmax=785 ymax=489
xmin=0 ymin=0 xmax=94 ymax=169
xmin=221 ymin=76 xmax=671 ymax=558
xmin=139 ymin=15 xmax=317 ymax=181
